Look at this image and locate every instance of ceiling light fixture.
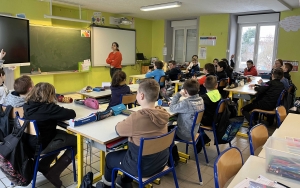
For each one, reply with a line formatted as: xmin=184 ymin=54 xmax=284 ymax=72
xmin=140 ymin=1 xmax=182 ymax=11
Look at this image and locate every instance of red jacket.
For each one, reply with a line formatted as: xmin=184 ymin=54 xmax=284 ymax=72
xmin=244 ymin=66 xmax=258 ymax=76
xmin=106 ymin=51 xmax=122 ymax=68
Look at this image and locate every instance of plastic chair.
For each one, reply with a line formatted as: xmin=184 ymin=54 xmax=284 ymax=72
xmin=249 ymin=90 xmax=286 ymax=128
xmin=214 ymin=147 xmax=243 ymax=188
xmin=159 ymin=75 xmax=166 ymax=88
xmin=175 ymin=110 xmax=205 ymax=185
xmin=275 ymin=106 xmax=287 ymax=127
xmin=111 ymin=127 xmax=179 ymax=188
xmin=200 ymin=98 xmax=232 ymax=162
xmin=16 ymin=114 xmax=77 ymax=188
xmin=120 ymin=93 xmax=137 ymax=108
xmin=248 ymin=124 xmax=268 ymax=155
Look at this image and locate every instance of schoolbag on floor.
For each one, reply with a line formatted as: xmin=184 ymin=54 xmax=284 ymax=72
xmin=0 ymin=119 xmax=34 ymax=186
xmin=0 ymin=104 xmax=13 ymax=138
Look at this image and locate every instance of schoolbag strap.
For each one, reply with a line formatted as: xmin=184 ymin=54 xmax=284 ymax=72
xmin=15 ymin=120 xmax=30 ymax=138
xmin=4 ymin=105 xmax=13 ymax=116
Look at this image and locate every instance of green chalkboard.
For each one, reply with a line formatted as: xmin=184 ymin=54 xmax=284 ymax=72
xmin=20 ymin=25 xmax=91 ymax=73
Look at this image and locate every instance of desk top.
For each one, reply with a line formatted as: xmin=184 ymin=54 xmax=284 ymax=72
xmin=227 ymin=156 xmax=299 ymax=187
xmin=224 ymin=77 xmax=269 ymax=95
xmin=129 ymin=74 xmax=146 ymax=79
xmin=77 ymin=84 xmax=139 ymax=98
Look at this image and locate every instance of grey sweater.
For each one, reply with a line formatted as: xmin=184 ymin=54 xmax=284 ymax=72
xmin=169 ymin=93 xmax=204 ymax=141
xmin=3 ymin=92 xmax=26 ymax=107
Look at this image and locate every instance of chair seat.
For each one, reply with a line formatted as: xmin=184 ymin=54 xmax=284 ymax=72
xmin=200 ymin=125 xmax=213 ymax=130
xmin=139 ymin=166 xmax=170 ymax=182
xmin=251 ymin=109 xmax=276 ymax=114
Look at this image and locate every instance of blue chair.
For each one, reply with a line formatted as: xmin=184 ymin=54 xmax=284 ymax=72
xmin=175 ymin=110 xmax=206 ymax=185
xmin=214 ymin=147 xmax=243 ymax=188
xmin=111 ymin=127 xmax=179 ymax=188
xmin=199 ymin=98 xmax=232 ymax=161
xmin=249 ymin=89 xmax=286 ymax=128
xmin=249 ymin=124 xmax=268 ymax=155
xmin=16 ymin=114 xmax=77 ymax=188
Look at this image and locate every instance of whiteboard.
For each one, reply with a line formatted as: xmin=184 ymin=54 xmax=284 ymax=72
xmin=91 ymin=27 xmax=136 ymax=66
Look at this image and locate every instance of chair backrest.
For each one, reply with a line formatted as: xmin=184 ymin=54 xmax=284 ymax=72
xmin=249 ymin=124 xmax=268 ymax=155
xmin=214 ymin=147 xmax=243 ymax=188
xmin=159 ymin=76 xmax=166 ymax=83
xmin=189 ymin=110 xmax=204 ymax=140
xmin=216 ymin=98 xmax=229 ymax=114
xmin=2 ymin=106 xmax=24 ymax=119
xmin=140 ymin=127 xmax=177 ymax=156
xmin=120 ymin=93 xmax=137 ymax=105
xmin=16 ymin=115 xmax=37 ymax=136
xmin=276 ymin=106 xmax=287 ymax=126
xmin=276 ymin=90 xmax=286 ymax=106
xmin=218 ymin=78 xmax=228 ymax=87
xmin=177 ymin=73 xmax=181 ymax=80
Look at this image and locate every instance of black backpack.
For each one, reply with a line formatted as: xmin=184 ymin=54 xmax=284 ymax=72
xmin=0 ymin=119 xmax=34 ymax=186
xmin=0 ymin=104 xmax=13 ymax=138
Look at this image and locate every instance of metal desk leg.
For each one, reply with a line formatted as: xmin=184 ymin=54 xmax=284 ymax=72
xmin=132 ymin=77 xmax=136 ymax=84
xmin=174 ymin=83 xmax=179 ymax=93
xmin=93 ymin=151 xmax=105 ymax=183
xmin=237 ymin=98 xmax=243 ymax=116
xmin=77 ymin=134 xmax=83 ymax=188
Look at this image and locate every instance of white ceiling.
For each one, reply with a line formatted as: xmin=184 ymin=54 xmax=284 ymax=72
xmin=51 ymin=0 xmax=300 ymax=20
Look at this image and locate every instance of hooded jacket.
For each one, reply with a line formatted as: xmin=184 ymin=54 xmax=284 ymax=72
xmin=108 ymin=84 xmax=131 ymax=108
xmin=115 ymin=108 xmax=169 ymax=177
xmin=3 ymin=91 xmax=25 ymax=107
xmin=23 ymin=101 xmax=76 ymax=150
xmin=201 ymin=90 xmax=221 ymax=126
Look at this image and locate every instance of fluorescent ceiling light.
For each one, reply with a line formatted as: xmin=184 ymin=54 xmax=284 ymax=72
xmin=140 ymin=1 xmax=182 ymax=11
xmin=44 ymin=15 xmax=90 ymax=23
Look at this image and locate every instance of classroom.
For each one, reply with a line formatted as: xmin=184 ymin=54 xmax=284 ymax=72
xmin=0 ymin=0 xmax=300 ymax=188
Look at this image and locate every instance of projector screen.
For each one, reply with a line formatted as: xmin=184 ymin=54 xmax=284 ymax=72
xmin=91 ymin=26 xmax=136 ymax=66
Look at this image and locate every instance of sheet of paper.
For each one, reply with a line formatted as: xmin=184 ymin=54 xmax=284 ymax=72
xmin=102 ymin=82 xmax=111 ymax=87
xmin=198 ymin=47 xmax=207 ymax=59
xmin=256 ymin=175 xmax=285 ymax=188
xmin=233 ymin=178 xmax=254 ymax=188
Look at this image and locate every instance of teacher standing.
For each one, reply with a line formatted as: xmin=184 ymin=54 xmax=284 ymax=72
xmin=106 ymin=42 xmax=122 ymax=78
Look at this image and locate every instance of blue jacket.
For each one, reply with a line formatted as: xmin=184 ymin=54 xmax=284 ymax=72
xmin=145 ymin=69 xmax=165 ymax=86
xmin=108 ymin=84 xmax=131 ymax=108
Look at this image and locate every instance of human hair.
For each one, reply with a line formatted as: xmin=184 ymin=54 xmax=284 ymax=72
xmin=26 ymin=82 xmax=56 ymax=103
xmin=138 ymin=79 xmax=159 ymax=102
xmin=0 ymin=69 xmax=5 ymax=77
xmin=218 ymin=61 xmax=227 ymax=70
xmin=112 ymin=42 xmax=119 ymax=51
xmin=284 ymin=63 xmax=293 ymax=72
xmin=247 ymin=60 xmax=254 ymax=64
xmin=272 ymin=68 xmax=284 ymax=80
xmin=221 ymin=58 xmax=229 ymax=66
xmin=192 ymin=57 xmax=198 ymax=62
xmin=205 ymin=75 xmax=218 ymax=90
xmin=155 ymin=61 xmax=164 ymax=69
xmin=204 ymin=63 xmax=215 ymax=74
xmin=111 ymin=70 xmax=126 ymax=87
xmin=168 ymin=60 xmax=176 ymax=65
xmin=276 ymin=59 xmax=283 ymax=66
xmin=183 ymin=79 xmax=199 ymax=96
xmin=14 ymin=75 xmax=32 ymax=95
xmin=213 ymin=58 xmax=219 ymax=63
xmin=192 ymin=55 xmax=198 ymax=59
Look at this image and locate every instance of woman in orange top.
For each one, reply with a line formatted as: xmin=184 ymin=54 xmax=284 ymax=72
xmin=106 ymin=42 xmax=123 ymax=78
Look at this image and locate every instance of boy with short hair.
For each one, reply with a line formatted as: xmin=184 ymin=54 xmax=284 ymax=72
xmin=96 ymin=79 xmax=170 ymax=188
xmin=283 ymin=63 xmax=293 ymax=81
xmin=169 ymin=79 xmax=204 ymax=162
xmin=216 ymin=61 xmax=228 ymax=80
xmin=242 ymin=68 xmax=285 ymax=124
xmin=145 ymin=61 xmax=165 ymax=86
xmin=3 ymin=75 xmax=33 ymax=107
xmin=187 ymin=58 xmax=200 ymax=77
xmin=166 ymin=60 xmax=181 ymax=81
xmin=196 ymin=63 xmax=216 ymax=95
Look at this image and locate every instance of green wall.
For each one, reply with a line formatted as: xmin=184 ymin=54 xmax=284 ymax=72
xmin=198 ymin=14 xmax=230 ymax=66
xmin=152 ymin=20 xmax=165 ymax=61
xmin=277 ymin=8 xmax=300 ymax=95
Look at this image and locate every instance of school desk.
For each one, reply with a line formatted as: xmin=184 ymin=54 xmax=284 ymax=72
xmin=170 ymin=75 xmax=204 ymax=93
xmin=60 ymin=102 xmax=173 ymax=187
xmin=129 ymin=74 xmax=146 ymax=84
xmin=227 ymin=156 xmax=299 ymax=188
xmin=77 ymin=84 xmax=139 ymax=99
xmin=258 ymin=113 xmax=300 ymax=158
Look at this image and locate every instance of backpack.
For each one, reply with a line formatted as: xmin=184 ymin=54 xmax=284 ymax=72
xmin=0 ymin=104 xmax=13 ymax=138
xmin=0 ymin=119 xmax=34 ymax=186
xmin=80 ymin=172 xmax=95 ymax=188
xmin=215 ymin=102 xmax=231 ymax=144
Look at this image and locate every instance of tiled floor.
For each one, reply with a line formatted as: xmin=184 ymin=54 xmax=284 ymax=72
xmin=0 ymin=93 xmax=277 ymax=188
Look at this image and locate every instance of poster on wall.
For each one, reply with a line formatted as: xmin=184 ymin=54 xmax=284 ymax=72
xmin=199 ymin=36 xmax=217 ymax=46
xmin=198 ymin=47 xmax=207 ymax=59
xmin=283 ymin=60 xmax=298 ymax=72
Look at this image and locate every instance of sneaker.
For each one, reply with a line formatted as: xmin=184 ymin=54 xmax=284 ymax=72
xmin=116 ymin=176 xmax=133 ymax=188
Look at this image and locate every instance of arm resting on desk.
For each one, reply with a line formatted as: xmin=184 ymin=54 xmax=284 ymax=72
xmin=115 ymin=115 xmax=133 ymax=137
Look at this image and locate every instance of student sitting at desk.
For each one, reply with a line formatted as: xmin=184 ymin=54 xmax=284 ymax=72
xmin=3 ymin=75 xmax=33 ymax=107
xmin=186 ymin=57 xmax=200 ymax=77
xmin=145 ymin=61 xmax=165 ymax=86
xmin=107 ymin=70 xmax=131 ymax=109
xmin=216 ymin=61 xmax=228 ymax=80
xmin=96 ymin=79 xmax=170 ymax=188
xmin=243 ymin=60 xmax=258 ymax=76
xmin=283 ymin=62 xmax=293 ymax=83
xmin=169 ymin=79 xmax=204 ymax=164
xmin=242 ymin=68 xmax=284 ymax=125
xmin=195 ymin=63 xmax=216 ymax=95
xmin=164 ymin=60 xmax=182 ymax=97
xmin=23 ymin=82 xmax=76 ymax=188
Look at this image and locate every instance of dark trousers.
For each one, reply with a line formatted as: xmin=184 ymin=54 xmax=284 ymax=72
xmin=110 ymin=68 xmax=122 ymax=78
xmin=104 ymin=150 xmax=132 ymax=183
xmin=242 ymin=103 xmax=275 ymax=126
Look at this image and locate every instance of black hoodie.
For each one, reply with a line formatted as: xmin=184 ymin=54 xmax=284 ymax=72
xmin=23 ymin=101 xmax=76 ymax=150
